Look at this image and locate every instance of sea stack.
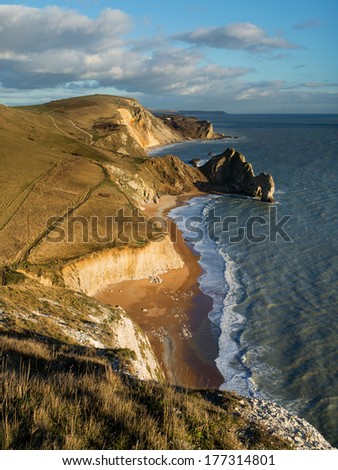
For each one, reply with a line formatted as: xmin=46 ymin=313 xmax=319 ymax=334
xmin=200 ymin=147 xmax=275 ymax=202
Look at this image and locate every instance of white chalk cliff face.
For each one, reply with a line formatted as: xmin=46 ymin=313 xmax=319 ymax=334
xmin=0 ymin=284 xmax=164 ymax=382
xmin=113 ymin=313 xmax=164 ymax=381
xmin=116 ymin=106 xmax=180 ymax=149
xmin=92 ymin=99 xmax=219 ymax=156
xmin=15 ymin=237 xmax=182 ymax=383
xmin=61 ymin=235 xmax=183 ymax=296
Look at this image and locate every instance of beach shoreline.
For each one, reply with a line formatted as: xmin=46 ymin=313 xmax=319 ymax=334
xmin=95 ymin=192 xmax=224 ymax=389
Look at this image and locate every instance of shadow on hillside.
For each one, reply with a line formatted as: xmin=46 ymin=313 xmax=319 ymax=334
xmin=1 ymin=332 xmax=113 ymax=378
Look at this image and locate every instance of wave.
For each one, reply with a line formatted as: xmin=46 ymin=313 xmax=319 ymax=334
xmin=216 ymin=249 xmax=253 ymax=396
xmin=148 ymin=142 xmax=183 ymax=155
xmin=169 ymin=196 xmax=253 ymax=396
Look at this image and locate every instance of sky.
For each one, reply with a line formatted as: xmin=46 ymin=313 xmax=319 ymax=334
xmin=0 ymin=0 xmax=337 ymax=112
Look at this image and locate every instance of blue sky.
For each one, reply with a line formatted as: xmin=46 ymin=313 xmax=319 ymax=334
xmin=0 ymin=0 xmax=337 ymax=112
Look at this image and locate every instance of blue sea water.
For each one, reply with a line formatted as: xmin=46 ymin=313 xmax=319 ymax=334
xmin=150 ymin=114 xmax=338 ymax=447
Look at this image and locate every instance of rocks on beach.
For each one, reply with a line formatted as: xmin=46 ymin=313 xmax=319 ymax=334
xmin=240 ymin=397 xmax=334 ymax=450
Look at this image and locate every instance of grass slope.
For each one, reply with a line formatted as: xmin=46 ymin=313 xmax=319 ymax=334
xmin=0 ymin=96 xmax=205 ymax=268
xmin=1 ymin=334 xmax=291 ymax=450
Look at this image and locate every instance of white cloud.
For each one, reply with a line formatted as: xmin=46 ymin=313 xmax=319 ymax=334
xmin=174 ymin=23 xmax=297 ymax=52
xmin=0 ymin=5 xmax=132 ymax=53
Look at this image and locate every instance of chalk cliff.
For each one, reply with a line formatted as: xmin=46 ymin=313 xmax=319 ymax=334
xmin=0 ymin=284 xmax=164 ymax=382
xmin=43 ymin=95 xmax=221 ymax=157
xmin=105 ymin=153 xmax=207 ymax=208
xmin=61 ymin=235 xmax=183 ymax=296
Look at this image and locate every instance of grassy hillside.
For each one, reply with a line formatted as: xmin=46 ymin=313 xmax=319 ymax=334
xmin=1 ymin=333 xmax=291 ymax=450
xmin=0 ymin=95 xmax=206 ymax=269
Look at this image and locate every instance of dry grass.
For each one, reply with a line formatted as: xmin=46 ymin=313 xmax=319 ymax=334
xmin=0 ymin=104 xmax=111 ymax=266
xmin=1 ymin=334 xmax=291 ymax=450
xmin=1 ymin=95 xmax=202 ymax=269
xmin=0 ymin=284 xmax=121 ymax=350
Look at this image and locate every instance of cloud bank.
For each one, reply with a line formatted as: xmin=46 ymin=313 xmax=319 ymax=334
xmin=0 ymin=5 xmax=249 ymax=95
xmin=0 ymin=5 xmax=336 ymax=112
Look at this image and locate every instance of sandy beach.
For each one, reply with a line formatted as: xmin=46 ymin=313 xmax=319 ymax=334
xmin=96 ymin=193 xmax=224 ymax=389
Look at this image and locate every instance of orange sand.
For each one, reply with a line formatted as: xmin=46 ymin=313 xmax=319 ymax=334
xmin=96 ymin=193 xmax=223 ymax=389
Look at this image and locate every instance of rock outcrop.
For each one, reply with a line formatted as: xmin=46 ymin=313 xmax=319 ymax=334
xmin=239 ymin=396 xmax=333 ymax=450
xmin=200 ymin=147 xmax=275 ymax=202
xmin=157 ymin=114 xmax=220 ymax=141
xmin=189 ymin=158 xmax=200 ymax=167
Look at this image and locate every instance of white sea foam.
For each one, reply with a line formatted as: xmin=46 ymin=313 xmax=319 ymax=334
xmin=196 ymin=158 xmax=209 ymax=166
xmin=169 ymin=196 xmax=252 ymax=396
xmin=216 ymin=250 xmax=253 ymax=396
xmin=148 ymin=143 xmax=182 ymax=155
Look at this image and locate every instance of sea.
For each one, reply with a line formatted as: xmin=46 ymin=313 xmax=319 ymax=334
xmin=149 ymin=113 xmax=338 ymax=447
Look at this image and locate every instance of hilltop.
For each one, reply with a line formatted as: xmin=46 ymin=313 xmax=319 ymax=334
xmin=0 ymin=94 xmax=215 ymax=269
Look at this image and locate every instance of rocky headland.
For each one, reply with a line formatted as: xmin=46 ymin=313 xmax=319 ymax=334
xmin=156 ymin=113 xmax=221 ymax=141
xmin=199 ymin=147 xmax=275 ymax=202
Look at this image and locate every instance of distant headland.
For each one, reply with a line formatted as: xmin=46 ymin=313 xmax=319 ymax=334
xmin=152 ymin=109 xmax=228 ymax=116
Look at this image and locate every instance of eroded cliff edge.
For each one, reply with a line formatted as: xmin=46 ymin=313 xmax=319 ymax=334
xmin=61 ymin=235 xmax=184 ymax=296
xmin=0 ymin=284 xmax=164 ymax=382
xmin=1 ymin=95 xmax=213 ymax=386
